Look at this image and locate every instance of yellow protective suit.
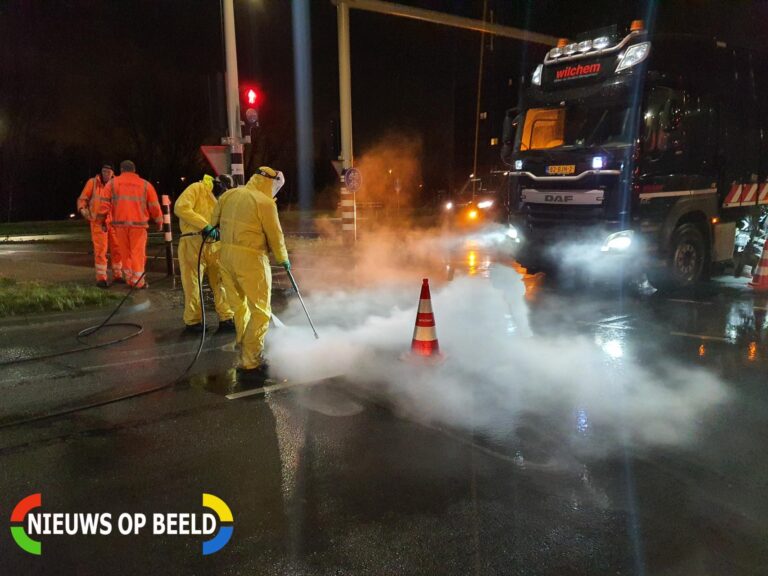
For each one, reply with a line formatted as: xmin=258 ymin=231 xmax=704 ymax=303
xmin=174 ymin=175 xmax=235 ymax=326
xmin=212 ymin=168 xmax=289 ymax=370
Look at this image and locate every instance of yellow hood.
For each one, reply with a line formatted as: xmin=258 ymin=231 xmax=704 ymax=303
xmin=245 ymin=174 xmax=271 ymax=198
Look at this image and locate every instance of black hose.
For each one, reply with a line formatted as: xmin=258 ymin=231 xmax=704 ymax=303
xmin=0 ymin=232 xmax=216 ymax=428
xmin=177 ymin=233 xmax=211 ymax=379
xmin=0 ymin=245 xmax=171 ymax=367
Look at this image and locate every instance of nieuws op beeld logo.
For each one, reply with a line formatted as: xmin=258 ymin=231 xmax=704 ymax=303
xmin=10 ymin=493 xmax=233 ymax=556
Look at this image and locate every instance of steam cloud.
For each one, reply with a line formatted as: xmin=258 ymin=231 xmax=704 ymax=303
xmin=268 ymin=228 xmax=729 ymax=456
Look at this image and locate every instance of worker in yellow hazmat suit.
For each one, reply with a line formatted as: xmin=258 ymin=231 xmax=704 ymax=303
xmin=212 ymin=166 xmax=289 ymax=380
xmin=174 ymin=174 xmax=238 ymax=333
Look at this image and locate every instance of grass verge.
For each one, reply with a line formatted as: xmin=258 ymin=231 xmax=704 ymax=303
xmin=0 ymin=277 xmax=122 ymax=317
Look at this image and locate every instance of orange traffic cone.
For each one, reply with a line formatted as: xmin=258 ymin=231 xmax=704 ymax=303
xmin=750 ymin=238 xmax=768 ymax=292
xmin=405 ymin=278 xmax=444 ymax=362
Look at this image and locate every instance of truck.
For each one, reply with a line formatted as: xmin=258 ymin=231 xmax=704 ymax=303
xmin=501 ymin=20 xmax=768 ymax=288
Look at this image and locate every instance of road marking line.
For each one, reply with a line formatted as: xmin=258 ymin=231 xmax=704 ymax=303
xmin=0 ymin=344 xmax=233 ymax=386
xmin=80 ymin=345 xmax=231 ymax=372
xmin=576 ymin=320 xmax=633 ymax=330
xmin=667 ymin=299 xmax=713 ymax=305
xmin=226 ymin=378 xmax=325 ymax=400
xmin=597 ymin=314 xmax=632 ymax=323
xmin=0 ymin=250 xmax=92 ymax=256
xmin=670 ymin=331 xmax=732 ymax=342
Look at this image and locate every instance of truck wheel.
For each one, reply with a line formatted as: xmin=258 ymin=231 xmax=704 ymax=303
xmin=651 ymin=224 xmax=707 ymax=289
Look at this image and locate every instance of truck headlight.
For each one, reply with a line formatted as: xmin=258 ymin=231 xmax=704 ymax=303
xmin=616 ymin=42 xmax=650 ymax=73
xmin=506 ymin=225 xmax=520 ymax=241
xmin=592 ymin=156 xmax=605 ymax=169
xmin=514 ymin=160 xmax=523 ymax=171
xmin=445 ymin=201 xmax=454 ymax=210
xmin=601 ymin=230 xmax=633 ymax=252
xmin=593 ymin=36 xmax=611 ymax=50
xmin=477 ymin=200 xmax=494 ymax=209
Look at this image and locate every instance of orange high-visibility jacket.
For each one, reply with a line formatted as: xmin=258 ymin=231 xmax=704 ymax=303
xmin=77 ymin=175 xmax=110 ymax=221
xmin=100 ymin=172 xmax=163 ymax=228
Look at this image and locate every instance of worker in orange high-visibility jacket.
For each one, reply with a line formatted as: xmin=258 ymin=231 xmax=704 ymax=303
xmin=174 ymin=174 xmax=239 ymax=333
xmin=98 ymin=160 xmax=163 ymax=289
xmin=212 ymin=166 xmax=289 ymax=382
xmin=77 ymin=163 xmax=123 ymax=288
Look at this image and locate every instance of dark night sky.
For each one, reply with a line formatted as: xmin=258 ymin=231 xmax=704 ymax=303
xmin=1 ymin=0 xmax=767 ymax=220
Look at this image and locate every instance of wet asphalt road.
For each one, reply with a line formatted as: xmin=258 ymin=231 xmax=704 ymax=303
xmin=1 ymin=241 xmax=768 ymax=575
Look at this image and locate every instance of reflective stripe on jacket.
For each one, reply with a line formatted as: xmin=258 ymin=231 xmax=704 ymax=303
xmin=77 ymin=176 xmax=109 ymax=220
xmin=100 ymin=172 xmax=163 ymax=228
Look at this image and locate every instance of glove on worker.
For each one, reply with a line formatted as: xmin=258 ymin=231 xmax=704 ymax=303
xmin=281 ymin=260 xmax=291 ymax=272
xmin=202 ymin=225 xmax=220 ymax=241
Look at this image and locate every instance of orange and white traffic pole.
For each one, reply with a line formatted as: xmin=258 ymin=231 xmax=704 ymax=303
xmin=161 ymin=195 xmax=175 ymax=286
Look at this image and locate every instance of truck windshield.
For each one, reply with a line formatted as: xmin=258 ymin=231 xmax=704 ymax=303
xmin=517 ymin=103 xmax=632 ymax=151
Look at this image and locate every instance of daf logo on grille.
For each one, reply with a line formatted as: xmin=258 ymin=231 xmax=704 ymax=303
xmin=521 ymin=189 xmax=604 ymax=205
xmin=544 ymin=194 xmax=574 ymax=203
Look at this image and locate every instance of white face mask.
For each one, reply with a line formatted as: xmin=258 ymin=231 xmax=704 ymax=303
xmin=271 ymin=171 xmax=285 ymax=198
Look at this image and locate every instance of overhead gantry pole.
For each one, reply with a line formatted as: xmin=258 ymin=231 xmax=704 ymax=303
xmin=332 ymin=0 xmax=559 ymax=240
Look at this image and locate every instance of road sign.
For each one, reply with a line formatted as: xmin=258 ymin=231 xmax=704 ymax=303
xmin=200 ymin=145 xmax=230 ymax=176
xmin=344 ymin=167 xmax=362 ymax=193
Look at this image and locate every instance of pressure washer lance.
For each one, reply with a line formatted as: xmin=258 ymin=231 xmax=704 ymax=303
xmin=285 ymin=268 xmax=319 ymax=339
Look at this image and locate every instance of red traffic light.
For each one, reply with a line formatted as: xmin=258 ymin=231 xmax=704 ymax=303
xmin=242 ymin=86 xmax=260 ymax=106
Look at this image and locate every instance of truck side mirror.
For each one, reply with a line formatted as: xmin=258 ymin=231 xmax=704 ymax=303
xmin=501 ymin=108 xmax=521 ymax=165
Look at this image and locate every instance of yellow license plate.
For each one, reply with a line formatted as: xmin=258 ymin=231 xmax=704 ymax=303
xmin=546 ymin=164 xmax=576 ymax=175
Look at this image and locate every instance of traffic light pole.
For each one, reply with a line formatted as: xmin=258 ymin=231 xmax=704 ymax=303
xmin=222 ymin=0 xmax=245 ymax=186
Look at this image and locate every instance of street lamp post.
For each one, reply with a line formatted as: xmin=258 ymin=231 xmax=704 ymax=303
xmin=221 ymin=0 xmax=246 ymax=186
xmin=332 ymin=0 xmax=557 ymax=238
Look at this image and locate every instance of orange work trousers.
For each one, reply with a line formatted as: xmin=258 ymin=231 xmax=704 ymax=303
xmin=114 ymin=227 xmax=148 ymax=288
xmin=90 ymin=221 xmax=122 ymax=281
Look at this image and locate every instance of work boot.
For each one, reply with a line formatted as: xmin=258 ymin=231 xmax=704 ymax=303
xmin=96 ymin=279 xmax=109 ymax=289
xmin=217 ymin=319 xmax=236 ymax=333
xmin=184 ymin=323 xmax=204 ymax=333
xmin=112 ymin=276 xmax=125 ymax=284
xmin=236 ymin=363 xmax=270 ymax=385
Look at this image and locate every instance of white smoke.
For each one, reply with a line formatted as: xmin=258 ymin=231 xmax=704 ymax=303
xmin=267 ymin=229 xmax=729 ymax=455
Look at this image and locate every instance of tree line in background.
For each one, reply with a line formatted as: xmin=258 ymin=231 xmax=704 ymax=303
xmin=0 ymin=1 xmax=340 ymax=223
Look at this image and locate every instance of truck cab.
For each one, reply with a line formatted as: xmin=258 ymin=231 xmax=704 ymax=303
xmin=503 ymin=21 xmax=767 ymax=287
